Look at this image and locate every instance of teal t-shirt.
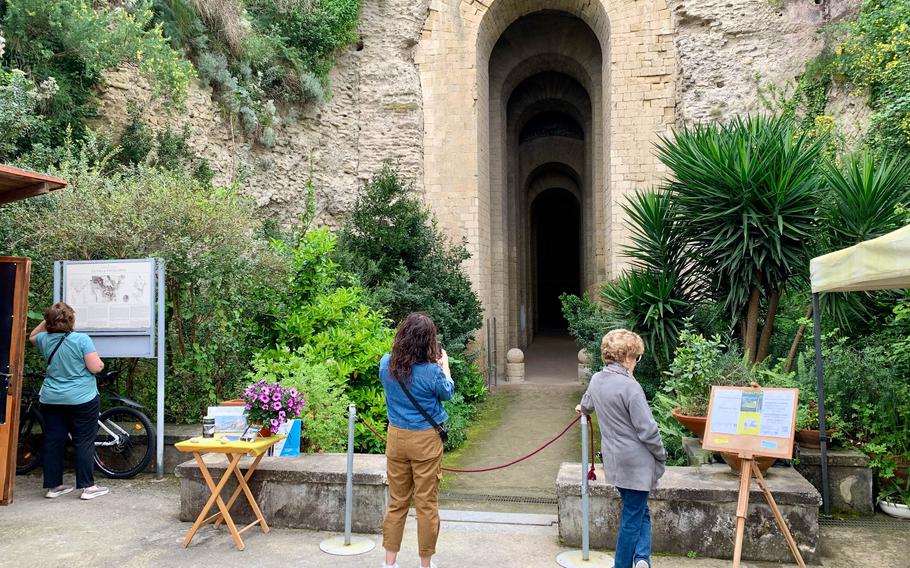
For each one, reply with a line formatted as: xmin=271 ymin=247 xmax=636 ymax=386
xmin=35 ymin=331 xmax=99 ymax=405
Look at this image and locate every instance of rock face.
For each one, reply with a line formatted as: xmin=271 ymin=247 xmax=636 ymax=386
xmin=95 ymin=0 xmax=429 ymax=229
xmin=92 ymin=1 xmax=864 ymax=231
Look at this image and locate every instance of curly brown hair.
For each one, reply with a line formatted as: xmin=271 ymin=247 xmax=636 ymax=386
xmin=389 ymin=312 xmax=442 ymax=385
xmin=44 ymin=302 xmax=76 ymax=333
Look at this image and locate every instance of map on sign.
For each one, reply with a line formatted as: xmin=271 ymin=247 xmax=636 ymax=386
xmin=64 ymin=260 xmax=153 ymax=331
xmin=702 ymin=386 xmax=799 ymax=460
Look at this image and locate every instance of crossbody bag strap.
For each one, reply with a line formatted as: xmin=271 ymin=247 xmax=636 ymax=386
xmin=45 ymin=332 xmax=72 ymax=367
xmin=399 ymin=381 xmax=446 ymax=434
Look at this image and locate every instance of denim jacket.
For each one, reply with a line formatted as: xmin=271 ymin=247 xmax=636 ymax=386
xmin=380 ymin=353 xmax=455 ymax=430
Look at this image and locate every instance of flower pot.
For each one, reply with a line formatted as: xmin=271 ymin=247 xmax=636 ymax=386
xmin=720 ymin=452 xmax=777 ymax=475
xmin=219 ymin=398 xmax=245 ymax=407
xmin=879 ymin=500 xmax=910 ymax=520
xmin=671 ymin=407 xmax=707 ymax=439
xmin=259 ymin=426 xmax=273 ymax=438
xmin=796 ymin=429 xmax=837 ymax=449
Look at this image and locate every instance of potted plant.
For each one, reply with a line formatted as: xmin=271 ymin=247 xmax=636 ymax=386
xmin=878 ymin=477 xmax=910 ymax=519
xmin=795 ymin=400 xmax=843 ymax=449
xmin=242 ymin=379 xmax=306 ymax=437
xmin=664 ymin=329 xmax=726 ymax=439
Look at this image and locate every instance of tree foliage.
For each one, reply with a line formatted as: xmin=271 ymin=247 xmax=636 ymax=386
xmin=338 ymin=164 xmax=483 ymax=353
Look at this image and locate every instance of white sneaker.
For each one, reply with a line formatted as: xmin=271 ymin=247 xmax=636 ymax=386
xmin=45 ymin=485 xmax=74 ymax=498
xmin=635 ymin=561 xmax=650 ymax=568
xmin=80 ymin=486 xmax=109 ymax=500
xmin=382 ymin=564 xmax=398 ymax=568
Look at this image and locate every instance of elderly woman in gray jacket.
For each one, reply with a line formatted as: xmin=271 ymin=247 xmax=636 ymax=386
xmin=575 ymin=329 xmax=666 ymax=568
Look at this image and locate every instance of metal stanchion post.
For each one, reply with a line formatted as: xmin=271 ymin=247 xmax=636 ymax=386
xmin=556 ymin=414 xmax=613 ymax=567
xmin=319 ymin=404 xmax=376 ymax=555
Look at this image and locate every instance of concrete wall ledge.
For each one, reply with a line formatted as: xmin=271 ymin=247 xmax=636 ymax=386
xmin=795 ymin=447 xmax=873 ymax=513
xmin=176 ymin=453 xmax=388 ymax=532
xmin=557 ymin=463 xmax=822 ymax=564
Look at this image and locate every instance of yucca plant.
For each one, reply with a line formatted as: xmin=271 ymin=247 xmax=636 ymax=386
xmin=655 ymin=115 xmax=828 ymax=362
xmin=816 ymin=153 xmax=910 ymax=330
xmin=602 ymin=189 xmax=700 ymax=368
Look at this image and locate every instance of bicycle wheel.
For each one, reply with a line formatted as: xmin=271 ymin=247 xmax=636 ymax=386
xmin=16 ymin=407 xmax=45 ymax=475
xmin=94 ymin=406 xmax=155 ymax=479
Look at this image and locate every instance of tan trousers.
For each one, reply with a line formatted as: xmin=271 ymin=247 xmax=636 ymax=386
xmin=382 ymin=425 xmax=443 ymax=557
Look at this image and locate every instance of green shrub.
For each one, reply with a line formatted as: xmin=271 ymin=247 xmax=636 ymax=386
xmin=442 ymin=393 xmax=475 ymax=451
xmin=338 ymin=165 xmax=483 ymax=352
xmin=2 ymin=0 xmax=193 ymax=157
xmin=263 ymin=227 xmax=394 ymax=451
xmin=560 ymin=292 xmax=617 ymax=374
xmin=248 ymin=349 xmax=348 ymax=453
xmin=836 ymin=0 xmax=910 ymax=156
xmin=0 ymin=136 xmax=282 ymax=422
xmin=152 ymin=0 xmax=361 ymax=144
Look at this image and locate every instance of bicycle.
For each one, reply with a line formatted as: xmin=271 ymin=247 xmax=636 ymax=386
xmin=17 ymin=370 xmax=156 ymax=479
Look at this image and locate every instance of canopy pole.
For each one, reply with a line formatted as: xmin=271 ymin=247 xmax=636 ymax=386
xmin=812 ymin=293 xmax=830 ymax=516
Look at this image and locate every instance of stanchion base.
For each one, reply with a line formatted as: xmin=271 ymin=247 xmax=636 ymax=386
xmin=319 ymin=535 xmax=376 ymax=556
xmin=556 ymin=550 xmax=614 ymax=567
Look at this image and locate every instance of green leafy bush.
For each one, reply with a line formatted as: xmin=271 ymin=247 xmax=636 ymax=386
xmin=2 ymin=0 xmax=193 ymax=156
xmin=261 ymin=227 xmax=393 ymax=451
xmin=248 ymin=349 xmax=348 ymax=453
xmin=836 ymin=0 xmax=910 ymax=156
xmin=0 ymin=136 xmax=282 ymax=422
xmin=338 ymin=165 xmax=483 ymax=352
xmin=152 ymin=0 xmax=361 ymax=145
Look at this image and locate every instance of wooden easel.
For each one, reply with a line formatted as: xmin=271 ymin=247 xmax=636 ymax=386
xmin=732 ymin=453 xmax=806 ymax=568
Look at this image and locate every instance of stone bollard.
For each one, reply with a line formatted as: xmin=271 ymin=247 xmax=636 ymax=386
xmin=506 ymin=348 xmax=525 ymax=383
xmin=577 ymin=349 xmax=591 ymax=383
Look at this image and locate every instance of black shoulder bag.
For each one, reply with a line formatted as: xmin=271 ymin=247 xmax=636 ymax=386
xmin=399 ymin=381 xmax=448 ymax=444
xmin=45 ymin=332 xmax=71 ymax=367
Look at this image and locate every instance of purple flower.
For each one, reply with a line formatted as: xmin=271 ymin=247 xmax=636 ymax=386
xmin=273 ymin=393 xmax=282 ymax=401
xmin=270 ymin=418 xmax=279 ymax=427
xmin=279 ymin=411 xmax=286 ymax=419
xmin=289 ymin=388 xmax=299 ymax=398
xmin=259 ymin=394 xmax=269 ymax=403
xmin=245 ymin=404 xmax=252 ymax=410
xmin=272 ymin=401 xmax=282 ymax=410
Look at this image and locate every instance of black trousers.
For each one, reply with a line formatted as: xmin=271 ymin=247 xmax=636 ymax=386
xmin=42 ymin=396 xmax=99 ymax=489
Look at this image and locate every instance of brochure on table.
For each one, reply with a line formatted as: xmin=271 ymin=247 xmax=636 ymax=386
xmin=701 ymin=386 xmax=799 ymax=460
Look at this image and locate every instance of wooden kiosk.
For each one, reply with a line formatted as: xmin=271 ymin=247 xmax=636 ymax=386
xmin=701 ymin=385 xmax=806 ymax=568
xmin=0 ymin=165 xmax=68 ymax=506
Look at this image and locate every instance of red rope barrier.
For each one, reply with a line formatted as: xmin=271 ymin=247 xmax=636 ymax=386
xmin=357 ymin=414 xmax=582 ymax=474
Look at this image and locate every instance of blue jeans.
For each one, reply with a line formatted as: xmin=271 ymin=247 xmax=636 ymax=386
xmin=615 ymin=488 xmax=652 ymax=568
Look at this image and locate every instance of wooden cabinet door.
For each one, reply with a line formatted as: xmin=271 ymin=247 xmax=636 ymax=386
xmin=0 ymin=257 xmax=31 ymax=506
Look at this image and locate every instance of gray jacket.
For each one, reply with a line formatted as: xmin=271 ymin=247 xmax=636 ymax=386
xmin=580 ymin=363 xmax=666 ymax=491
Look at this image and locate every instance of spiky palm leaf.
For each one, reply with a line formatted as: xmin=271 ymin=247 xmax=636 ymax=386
xmin=818 ymin=153 xmax=910 ymax=330
xmin=654 ymin=115 xmax=826 ymax=320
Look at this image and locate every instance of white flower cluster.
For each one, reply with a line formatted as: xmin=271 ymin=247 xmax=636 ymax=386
xmin=37 ymin=77 xmax=59 ymax=101
xmin=0 ymin=29 xmax=6 ymax=60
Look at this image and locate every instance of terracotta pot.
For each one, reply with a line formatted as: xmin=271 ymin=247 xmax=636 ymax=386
xmin=796 ymin=429 xmax=838 ymax=449
xmin=721 ymin=452 xmax=777 ymax=474
xmin=219 ymin=398 xmax=245 ymax=407
xmin=796 ymin=429 xmax=822 ymax=449
xmin=671 ymin=407 xmax=707 ymax=439
xmin=259 ymin=426 xmax=272 ymax=438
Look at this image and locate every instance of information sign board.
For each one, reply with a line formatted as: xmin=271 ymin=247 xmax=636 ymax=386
xmin=702 ymin=386 xmax=799 ymax=460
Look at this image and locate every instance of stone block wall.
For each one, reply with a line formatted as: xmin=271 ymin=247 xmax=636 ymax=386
xmin=175 ymin=453 xmax=388 ymax=533
xmin=557 ymin=463 xmax=822 ymax=563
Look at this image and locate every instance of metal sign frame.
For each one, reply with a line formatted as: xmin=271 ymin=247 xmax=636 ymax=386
xmin=53 ymin=258 xmax=166 ymax=477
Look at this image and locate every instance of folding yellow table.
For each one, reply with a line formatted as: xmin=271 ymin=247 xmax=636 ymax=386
xmin=175 ymin=434 xmax=285 ymax=551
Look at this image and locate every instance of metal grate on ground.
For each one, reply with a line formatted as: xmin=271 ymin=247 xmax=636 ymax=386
xmin=440 ymin=492 xmax=558 ymax=505
xmin=819 ymin=515 xmax=908 ymax=530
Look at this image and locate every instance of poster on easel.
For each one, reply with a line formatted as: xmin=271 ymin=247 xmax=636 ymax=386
xmin=702 ymin=386 xmax=799 ymax=459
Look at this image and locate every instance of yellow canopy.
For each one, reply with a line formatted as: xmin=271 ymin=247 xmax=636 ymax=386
xmin=810 ymin=224 xmax=910 ymax=293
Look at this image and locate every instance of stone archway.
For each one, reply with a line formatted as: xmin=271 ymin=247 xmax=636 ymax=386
xmin=416 ymin=0 xmax=675 ymax=371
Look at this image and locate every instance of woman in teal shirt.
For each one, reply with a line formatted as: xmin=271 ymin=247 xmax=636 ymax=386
xmin=29 ymin=303 xmax=109 ymax=500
